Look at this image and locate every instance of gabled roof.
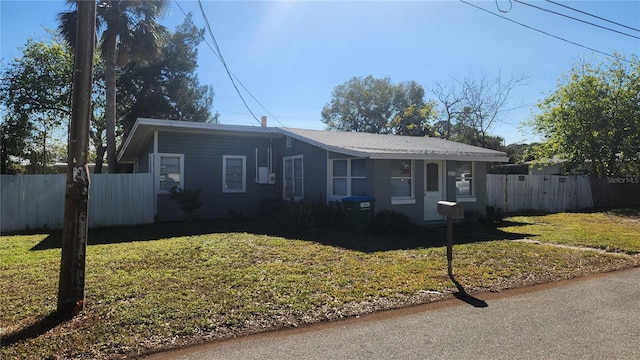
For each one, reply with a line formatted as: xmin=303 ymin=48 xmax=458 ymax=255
xmin=119 ymin=118 xmax=509 ymax=163
xmin=278 ymin=128 xmax=509 ymax=162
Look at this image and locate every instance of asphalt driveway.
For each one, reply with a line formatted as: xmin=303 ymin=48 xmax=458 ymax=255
xmin=146 ymin=267 xmax=640 ymax=360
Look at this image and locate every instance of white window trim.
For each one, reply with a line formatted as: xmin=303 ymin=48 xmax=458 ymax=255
xmin=328 ymin=158 xmax=367 ymax=201
xmin=223 ymin=155 xmax=247 ymax=193
xmin=153 ymin=153 xmax=184 ymax=194
xmin=391 ymin=160 xmax=415 ymax=205
xmin=455 ymin=161 xmax=476 ymax=202
xmin=283 ymin=155 xmax=304 ymax=201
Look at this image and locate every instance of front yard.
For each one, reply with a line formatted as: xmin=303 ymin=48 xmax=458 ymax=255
xmin=1 ymin=208 xmax=639 ymax=359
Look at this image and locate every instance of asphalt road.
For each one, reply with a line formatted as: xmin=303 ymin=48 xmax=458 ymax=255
xmin=146 ymin=267 xmax=640 ymax=360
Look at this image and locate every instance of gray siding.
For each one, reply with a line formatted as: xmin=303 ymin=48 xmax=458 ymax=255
xmin=131 ymin=128 xmax=492 ymax=223
xmin=445 ymin=160 xmax=457 ymax=201
xmin=373 ymin=160 xmax=490 ymax=223
xmin=370 ymin=159 xmax=426 ymax=224
xmin=445 ymin=160 xmax=488 ymax=217
xmin=157 ymin=131 xmax=280 ymax=221
xmin=135 ymin=137 xmax=154 ymax=173
xmin=281 ymin=137 xmax=327 ymax=201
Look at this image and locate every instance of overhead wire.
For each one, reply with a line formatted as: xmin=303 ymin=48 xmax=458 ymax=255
xmin=545 ymin=0 xmax=640 ymax=34
xmin=512 ymin=0 xmax=640 ymax=40
xmin=175 ymin=0 xmax=289 ymax=129
xmin=495 ymin=0 xmax=512 ymax=13
xmin=196 ymin=0 xmax=263 ymax=127
xmin=459 ymin=0 xmax=637 ymax=66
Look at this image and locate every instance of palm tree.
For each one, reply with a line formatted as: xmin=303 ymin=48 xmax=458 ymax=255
xmin=59 ymin=0 xmax=168 ymax=173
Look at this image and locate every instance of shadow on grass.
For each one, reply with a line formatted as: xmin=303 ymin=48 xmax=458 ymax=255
xmin=0 ymin=311 xmax=66 ymax=347
xmin=603 ymin=206 xmax=640 ymax=218
xmin=30 ymin=217 xmax=535 ymax=253
xmin=280 ymin=223 xmax=533 ymax=253
xmin=30 ymin=219 xmax=266 ymax=251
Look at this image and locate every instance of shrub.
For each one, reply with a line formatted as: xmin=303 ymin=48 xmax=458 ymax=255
xmin=270 ymin=199 xmax=345 ymax=230
xmin=368 ymin=209 xmax=416 ymax=235
xmin=169 ymin=187 xmax=203 ymax=221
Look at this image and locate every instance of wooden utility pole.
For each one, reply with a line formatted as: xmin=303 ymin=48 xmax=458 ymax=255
xmin=57 ymin=0 xmax=96 ymax=318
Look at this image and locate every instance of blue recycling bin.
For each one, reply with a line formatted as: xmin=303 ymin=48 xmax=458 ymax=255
xmin=341 ymin=196 xmax=376 ymax=232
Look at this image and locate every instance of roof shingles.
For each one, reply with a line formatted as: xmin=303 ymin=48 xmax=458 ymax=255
xmin=279 ymin=128 xmax=508 ymax=162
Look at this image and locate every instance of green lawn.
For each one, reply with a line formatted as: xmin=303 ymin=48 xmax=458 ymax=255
xmin=498 ymin=208 xmax=640 ymax=254
xmin=1 ymin=209 xmax=639 ymax=359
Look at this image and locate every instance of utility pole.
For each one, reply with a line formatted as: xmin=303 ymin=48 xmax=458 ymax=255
xmin=57 ymin=0 xmax=96 ymax=318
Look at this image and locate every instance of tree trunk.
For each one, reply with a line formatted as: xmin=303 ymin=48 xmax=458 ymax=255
xmin=104 ymin=29 xmax=119 ymax=173
xmin=0 ymin=134 xmax=7 ymax=174
xmin=94 ymin=143 xmax=106 ymax=174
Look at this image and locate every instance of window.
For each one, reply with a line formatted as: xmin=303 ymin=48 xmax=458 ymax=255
xmin=284 ymin=155 xmax=303 ymax=200
xmin=330 ymin=158 xmax=367 ymax=199
xmin=391 ymin=160 xmax=414 ymax=202
xmin=223 ymin=155 xmax=246 ymax=193
xmin=455 ymin=161 xmax=474 ymax=197
xmin=155 ymin=154 xmax=184 ymax=193
xmin=426 ymin=162 xmax=439 ymax=192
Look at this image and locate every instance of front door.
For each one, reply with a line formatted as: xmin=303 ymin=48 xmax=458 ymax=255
xmin=424 ymin=161 xmax=444 ymax=221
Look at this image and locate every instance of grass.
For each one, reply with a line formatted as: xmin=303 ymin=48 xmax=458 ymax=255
xmin=498 ymin=208 xmax=640 ymax=254
xmin=1 ymin=209 xmax=639 ymax=359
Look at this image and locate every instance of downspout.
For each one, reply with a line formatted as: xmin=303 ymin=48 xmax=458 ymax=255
xmin=153 ymin=131 xmax=158 ymax=219
xmin=255 ymin=148 xmax=259 ymax=183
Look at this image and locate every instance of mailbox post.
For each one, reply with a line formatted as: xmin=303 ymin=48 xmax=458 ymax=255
xmin=437 ymin=201 xmax=464 ymax=277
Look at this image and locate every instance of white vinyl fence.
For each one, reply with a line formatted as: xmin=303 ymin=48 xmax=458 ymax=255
xmin=1 ymin=173 xmax=154 ymax=233
xmin=487 ymin=174 xmax=594 ymax=213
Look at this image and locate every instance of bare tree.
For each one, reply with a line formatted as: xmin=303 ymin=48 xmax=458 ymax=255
xmin=432 ymin=70 xmax=528 ymax=148
xmin=432 ymin=82 xmax=464 ymax=140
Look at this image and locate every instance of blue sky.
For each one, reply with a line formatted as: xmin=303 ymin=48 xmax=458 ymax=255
xmin=1 ymin=0 xmax=639 ymax=144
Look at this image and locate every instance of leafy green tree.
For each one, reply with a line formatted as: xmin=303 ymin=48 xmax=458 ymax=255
xmin=118 ymin=14 xmax=217 ymax=141
xmin=0 ymin=115 xmax=32 ymax=174
xmin=531 ymin=54 xmax=640 ymax=176
xmin=321 ymin=75 xmax=436 ymax=136
xmin=59 ymin=0 xmax=170 ymax=173
xmin=504 ymin=142 xmax=538 ymax=164
xmin=0 ymin=35 xmax=110 ymax=173
xmin=389 ymin=81 xmax=439 ymax=136
xmin=0 ymin=37 xmax=73 ymax=173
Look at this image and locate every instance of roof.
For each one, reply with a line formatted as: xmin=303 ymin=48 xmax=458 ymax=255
xmin=118 ymin=118 xmax=278 ymax=162
xmin=119 ymin=118 xmax=509 ymax=163
xmin=278 ymin=128 xmax=509 ymax=162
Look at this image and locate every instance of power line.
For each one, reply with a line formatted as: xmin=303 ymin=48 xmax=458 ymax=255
xmin=545 ymin=0 xmax=640 ymax=34
xmin=459 ymin=0 xmax=637 ymax=66
xmin=176 ymin=0 xmax=289 ymax=129
xmin=174 ymin=1 xmax=223 ymax=63
xmin=196 ymin=0 xmax=264 ymax=127
xmin=229 ymin=73 xmax=289 ymax=128
xmin=513 ymin=0 xmax=640 ymax=40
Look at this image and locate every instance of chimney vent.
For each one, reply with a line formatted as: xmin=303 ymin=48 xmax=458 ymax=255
xmin=261 ymin=116 xmax=267 ymax=127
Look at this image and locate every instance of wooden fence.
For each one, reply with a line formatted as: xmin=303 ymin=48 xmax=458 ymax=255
xmin=1 ymin=173 xmax=154 ymax=233
xmin=487 ymin=174 xmax=594 ymax=213
xmin=589 ymin=177 xmax=640 ymax=208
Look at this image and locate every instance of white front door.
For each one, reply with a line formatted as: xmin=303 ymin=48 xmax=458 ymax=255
xmin=424 ymin=161 xmax=444 ymax=221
